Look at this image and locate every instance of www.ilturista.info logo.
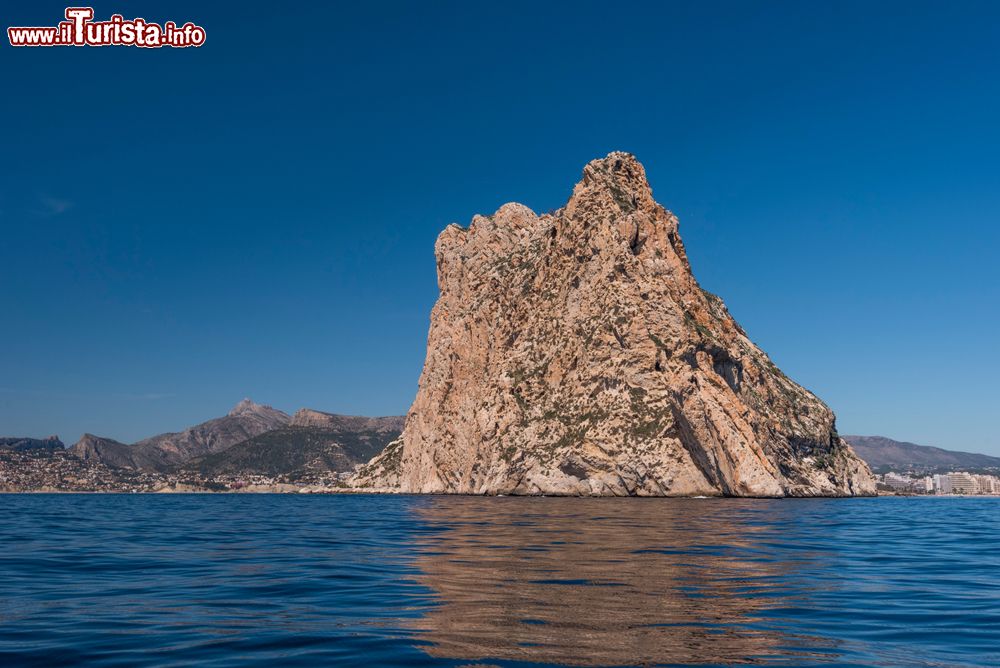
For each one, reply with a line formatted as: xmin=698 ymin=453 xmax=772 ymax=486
xmin=8 ymin=7 xmax=205 ymax=48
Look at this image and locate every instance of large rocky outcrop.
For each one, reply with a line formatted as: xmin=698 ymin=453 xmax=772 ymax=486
xmin=353 ymin=152 xmax=875 ymax=496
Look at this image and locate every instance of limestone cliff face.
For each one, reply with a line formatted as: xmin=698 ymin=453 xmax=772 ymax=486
xmin=354 ymin=152 xmax=875 ymax=496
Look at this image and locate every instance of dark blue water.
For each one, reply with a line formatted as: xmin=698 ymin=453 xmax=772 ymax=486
xmin=0 ymin=495 xmax=996 ymax=667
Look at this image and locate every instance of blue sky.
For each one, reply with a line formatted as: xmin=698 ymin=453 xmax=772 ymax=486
xmin=1 ymin=1 xmax=998 ymax=454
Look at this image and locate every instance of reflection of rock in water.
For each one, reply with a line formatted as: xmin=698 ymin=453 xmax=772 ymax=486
xmin=409 ymin=497 xmax=830 ymax=666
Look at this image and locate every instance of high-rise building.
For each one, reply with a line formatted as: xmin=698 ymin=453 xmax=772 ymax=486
xmin=933 ymin=474 xmax=953 ymax=494
xmin=973 ymin=475 xmax=999 ymax=495
xmin=947 ymin=472 xmax=978 ymax=495
xmin=883 ymin=472 xmax=914 ymax=491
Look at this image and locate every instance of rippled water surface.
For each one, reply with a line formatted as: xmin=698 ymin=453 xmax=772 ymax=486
xmin=0 ymin=495 xmax=997 ymax=667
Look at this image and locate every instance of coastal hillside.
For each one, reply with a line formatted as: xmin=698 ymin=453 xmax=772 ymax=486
xmin=71 ymin=434 xmax=175 ymax=470
xmin=0 ymin=409 xmax=404 ymax=492
xmin=68 ymin=399 xmax=290 ymax=471
xmin=0 ymin=436 xmax=64 ymax=452
xmin=181 ymin=411 xmax=404 ymax=480
xmin=132 ymin=398 xmax=291 ymax=463
xmin=844 ymin=435 xmax=1000 ymax=473
xmin=353 ymin=153 xmax=875 ymax=497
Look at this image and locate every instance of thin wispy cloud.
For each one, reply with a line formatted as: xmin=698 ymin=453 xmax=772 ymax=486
xmin=0 ymin=388 xmax=174 ymax=401
xmin=31 ymin=195 xmax=74 ymax=217
xmin=134 ymin=393 xmax=175 ymax=401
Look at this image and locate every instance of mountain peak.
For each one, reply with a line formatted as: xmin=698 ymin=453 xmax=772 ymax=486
xmin=291 ymin=408 xmax=331 ymax=425
xmin=229 ymin=398 xmax=263 ymax=416
xmin=565 ymin=151 xmax=656 ymax=220
xmin=226 ymin=400 xmax=290 ymax=426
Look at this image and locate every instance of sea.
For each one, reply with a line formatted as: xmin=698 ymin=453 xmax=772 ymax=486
xmin=0 ymin=494 xmax=996 ymax=667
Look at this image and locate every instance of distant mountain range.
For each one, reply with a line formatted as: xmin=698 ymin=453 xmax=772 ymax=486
xmin=70 ymin=434 xmax=168 ymax=470
xmin=0 ymin=436 xmax=64 ymax=452
xmin=62 ymin=400 xmax=405 ymax=480
xmin=70 ymin=399 xmax=291 ymax=471
xmin=181 ymin=410 xmax=404 ymax=479
xmin=843 ymin=435 xmax=1000 ymax=473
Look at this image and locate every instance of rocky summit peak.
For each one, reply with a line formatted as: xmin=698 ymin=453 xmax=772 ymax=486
xmin=581 ymin=151 xmax=648 ymax=191
xmin=565 ymin=151 xmax=656 ymax=220
xmin=229 ymin=398 xmax=262 ymax=416
xmin=352 ymin=153 xmax=874 ymax=497
xmin=290 ymin=408 xmax=332 ymax=426
xmin=224 ymin=398 xmax=290 ymax=429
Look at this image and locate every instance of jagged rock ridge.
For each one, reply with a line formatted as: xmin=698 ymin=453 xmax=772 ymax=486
xmin=353 ymin=152 xmax=875 ymax=496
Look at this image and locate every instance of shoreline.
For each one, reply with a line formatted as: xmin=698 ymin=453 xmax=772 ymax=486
xmin=2 ymin=489 xmax=997 ymax=498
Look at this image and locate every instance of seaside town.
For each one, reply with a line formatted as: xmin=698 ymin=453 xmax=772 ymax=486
xmin=0 ymin=447 xmax=349 ymax=493
xmin=875 ymin=471 xmax=1000 ymax=495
